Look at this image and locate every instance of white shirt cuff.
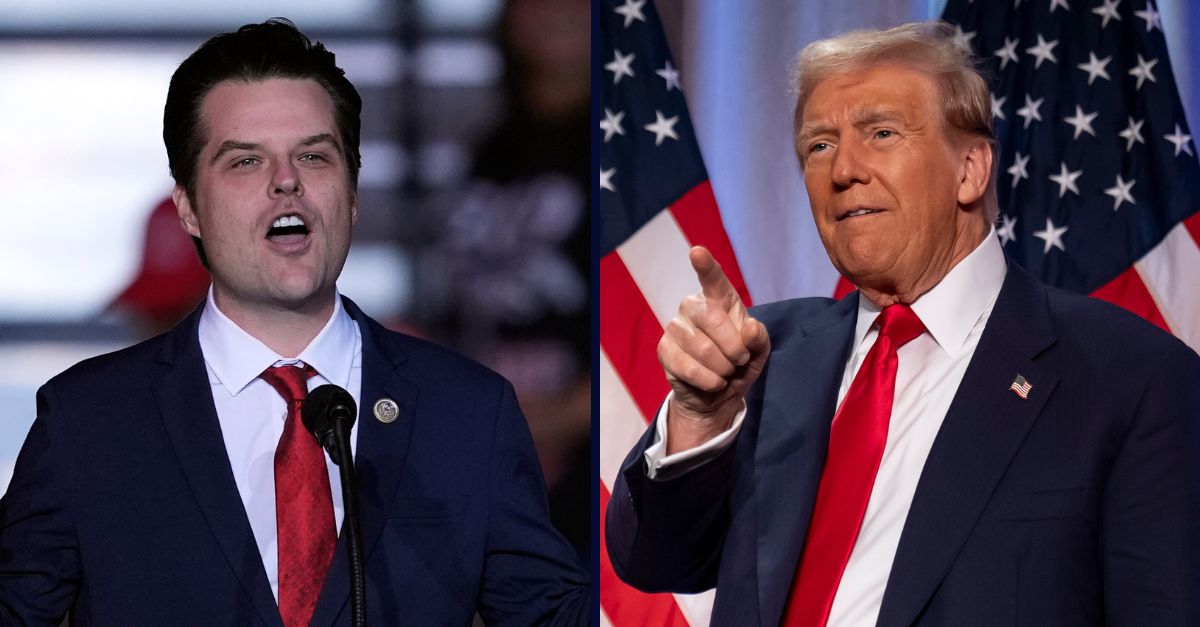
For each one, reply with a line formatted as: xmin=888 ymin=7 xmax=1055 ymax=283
xmin=642 ymin=391 xmax=747 ymax=480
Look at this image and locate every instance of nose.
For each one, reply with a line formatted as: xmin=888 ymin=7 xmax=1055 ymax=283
xmin=269 ymin=160 xmax=303 ymax=197
xmin=830 ymin=137 xmax=870 ymax=189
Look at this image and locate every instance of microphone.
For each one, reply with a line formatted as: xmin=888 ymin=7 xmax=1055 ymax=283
xmin=301 ymin=384 xmax=367 ymax=626
xmin=302 ymin=384 xmax=356 ymax=466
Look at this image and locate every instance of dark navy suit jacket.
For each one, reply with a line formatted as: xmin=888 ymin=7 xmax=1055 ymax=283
xmin=0 ymin=298 xmax=588 ymax=626
xmin=607 ymin=263 xmax=1200 ymax=626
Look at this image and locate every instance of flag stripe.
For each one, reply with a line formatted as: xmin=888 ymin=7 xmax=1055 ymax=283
xmin=1186 ymin=212 xmax=1200 ymax=250
xmin=600 ymin=252 xmax=673 ymax=419
xmin=600 ymin=483 xmax=693 ymax=627
xmin=599 ymin=3 xmax=761 ymax=625
xmin=833 ymin=276 xmax=855 ymax=300
xmin=600 ymin=348 xmax=656 ymax=488
xmin=672 ymin=589 xmax=717 ymax=627
xmin=1133 ymin=222 xmax=1200 ymax=352
xmin=668 ymin=181 xmax=754 ymax=306
xmin=619 ymin=209 xmax=704 ymax=329
xmin=1089 ymin=266 xmax=1172 ymax=335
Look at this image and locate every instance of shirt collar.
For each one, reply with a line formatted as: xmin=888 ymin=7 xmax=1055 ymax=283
xmin=198 ymin=287 xmax=358 ymax=396
xmin=851 ymin=226 xmax=1007 ymax=358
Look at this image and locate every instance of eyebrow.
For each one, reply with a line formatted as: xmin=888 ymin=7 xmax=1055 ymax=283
xmin=210 ymin=141 xmax=258 ymax=164
xmin=209 ymin=133 xmax=342 ymax=164
xmin=796 ymin=108 xmax=908 ymax=146
xmin=299 ymin=133 xmax=342 ymax=152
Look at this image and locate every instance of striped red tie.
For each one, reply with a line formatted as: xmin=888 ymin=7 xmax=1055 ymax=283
xmin=261 ymin=364 xmax=335 ymax=627
xmin=783 ymin=304 xmax=926 ymax=626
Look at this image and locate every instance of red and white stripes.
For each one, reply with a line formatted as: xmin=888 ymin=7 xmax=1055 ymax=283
xmin=599 ymin=181 xmax=747 ymax=627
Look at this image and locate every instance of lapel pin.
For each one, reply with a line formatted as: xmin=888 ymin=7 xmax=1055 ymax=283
xmin=373 ymin=398 xmax=399 ymax=423
xmin=1009 ymin=374 xmax=1032 ymax=400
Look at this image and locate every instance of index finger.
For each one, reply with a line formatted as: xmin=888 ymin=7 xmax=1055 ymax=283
xmin=689 ymin=246 xmax=739 ymax=304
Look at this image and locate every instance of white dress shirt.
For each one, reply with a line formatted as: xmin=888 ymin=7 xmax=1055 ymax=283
xmin=197 ymin=289 xmax=362 ymax=602
xmin=646 ymin=229 xmax=1007 ymax=626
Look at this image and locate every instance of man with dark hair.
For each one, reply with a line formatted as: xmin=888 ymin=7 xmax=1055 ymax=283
xmin=607 ymin=21 xmax=1200 ymax=626
xmin=0 ymin=19 xmax=588 ymax=626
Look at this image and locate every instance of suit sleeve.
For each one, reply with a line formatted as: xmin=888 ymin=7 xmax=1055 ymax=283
xmin=605 ymin=413 xmax=737 ymax=593
xmin=1102 ymin=340 xmax=1200 ymax=625
xmin=476 ymin=382 xmax=590 ymax=627
xmin=0 ymin=384 xmax=79 ymax=625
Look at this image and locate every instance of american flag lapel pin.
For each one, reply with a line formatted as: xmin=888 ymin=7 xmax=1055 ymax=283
xmin=1009 ymin=374 xmax=1033 ymax=399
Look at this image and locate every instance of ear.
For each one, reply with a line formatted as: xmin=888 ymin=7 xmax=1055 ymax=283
xmin=956 ymin=138 xmax=993 ymax=206
xmin=350 ymin=191 xmax=359 ymax=226
xmin=172 ymin=185 xmax=201 ymax=237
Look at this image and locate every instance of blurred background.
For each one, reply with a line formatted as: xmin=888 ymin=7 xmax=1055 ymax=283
xmin=0 ymin=0 xmax=589 ymax=561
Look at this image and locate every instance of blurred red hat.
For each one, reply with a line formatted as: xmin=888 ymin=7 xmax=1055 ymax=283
xmin=111 ymin=197 xmax=210 ymax=324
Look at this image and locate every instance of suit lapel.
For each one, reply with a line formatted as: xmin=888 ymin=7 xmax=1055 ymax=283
xmin=876 ymin=265 xmax=1059 ymax=627
xmin=311 ymin=298 xmax=418 ymax=627
xmin=755 ymin=297 xmax=858 ymax=627
xmin=154 ymin=309 xmax=284 ymax=627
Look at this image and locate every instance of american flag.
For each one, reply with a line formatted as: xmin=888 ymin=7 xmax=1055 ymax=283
xmin=1009 ymin=374 xmax=1033 ymax=399
xmin=598 ymin=0 xmax=750 ymax=624
xmin=943 ymin=0 xmax=1200 ymax=352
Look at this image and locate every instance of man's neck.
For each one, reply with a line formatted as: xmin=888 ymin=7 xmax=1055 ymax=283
xmin=211 ymin=289 xmax=336 ymax=358
xmin=857 ymin=217 xmax=990 ymax=308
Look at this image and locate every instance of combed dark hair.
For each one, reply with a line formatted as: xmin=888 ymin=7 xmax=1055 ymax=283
xmin=163 ymin=17 xmax=363 ymax=201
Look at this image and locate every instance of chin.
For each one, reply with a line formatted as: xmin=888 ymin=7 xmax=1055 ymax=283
xmin=271 ymin=278 xmax=330 ymax=306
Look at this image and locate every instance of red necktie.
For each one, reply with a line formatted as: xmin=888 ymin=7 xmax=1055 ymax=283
xmin=261 ymin=364 xmax=335 ymax=627
xmin=783 ymin=304 xmax=926 ymax=626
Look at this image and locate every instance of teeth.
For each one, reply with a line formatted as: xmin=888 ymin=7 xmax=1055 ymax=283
xmin=271 ymin=214 xmax=305 ymax=228
xmin=846 ymin=209 xmax=875 ymax=218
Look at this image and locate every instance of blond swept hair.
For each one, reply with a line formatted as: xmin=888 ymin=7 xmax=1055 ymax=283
xmin=791 ymin=21 xmax=999 ymax=221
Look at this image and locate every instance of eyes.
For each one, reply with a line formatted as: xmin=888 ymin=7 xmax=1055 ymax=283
xmin=229 ymin=153 xmax=331 ymax=170
xmin=804 ymin=128 xmax=899 ymax=158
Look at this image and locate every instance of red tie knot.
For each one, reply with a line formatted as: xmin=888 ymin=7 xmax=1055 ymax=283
xmin=875 ymin=304 xmax=926 ymax=348
xmin=260 ymin=364 xmax=316 ymax=404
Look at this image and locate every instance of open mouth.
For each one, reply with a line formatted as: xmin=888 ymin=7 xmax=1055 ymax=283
xmin=837 ymin=208 xmax=884 ymax=221
xmin=266 ymin=214 xmax=310 ymax=243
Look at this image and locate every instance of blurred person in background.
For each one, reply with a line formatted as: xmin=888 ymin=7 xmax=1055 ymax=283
xmin=0 ymin=18 xmax=588 ymax=626
xmin=426 ymin=0 xmax=590 ymax=560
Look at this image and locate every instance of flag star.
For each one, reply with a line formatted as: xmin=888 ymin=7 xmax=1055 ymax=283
xmin=1128 ymin=54 xmax=1158 ymax=90
xmin=1025 ymin=34 xmax=1059 ymax=69
xmin=1007 ymin=151 xmax=1030 ymax=188
xmin=991 ymin=94 xmax=1007 ymax=120
xmin=1049 ymin=161 xmax=1084 ymax=198
xmin=1119 ymin=117 xmax=1145 ymax=151
xmin=952 ymin=25 xmax=976 ymax=51
xmin=600 ymin=108 xmax=625 ymax=143
xmin=1033 ymin=217 xmax=1068 ymax=254
xmin=1016 ymin=94 xmax=1044 ymax=129
xmin=605 ymin=49 xmax=636 ymax=85
xmin=656 ymin=60 xmax=681 ymax=92
xmin=997 ymin=214 xmax=1018 ymax=246
xmin=1164 ymin=124 xmax=1194 ymax=156
xmin=1103 ymin=174 xmax=1136 ymax=210
xmin=600 ymin=167 xmax=616 ymax=192
xmin=1064 ymin=105 xmax=1098 ymax=139
xmin=1049 ymin=0 xmax=1070 ymax=12
xmin=1135 ymin=3 xmax=1162 ymax=33
xmin=644 ymin=110 xmax=680 ymax=146
xmin=994 ymin=37 xmax=1019 ymax=70
xmin=613 ymin=0 xmax=647 ymax=28
xmin=1077 ymin=52 xmax=1112 ymax=85
xmin=1092 ymin=0 xmax=1122 ymax=28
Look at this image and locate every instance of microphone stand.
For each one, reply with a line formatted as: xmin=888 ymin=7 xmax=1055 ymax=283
xmin=332 ymin=417 xmax=366 ymax=627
